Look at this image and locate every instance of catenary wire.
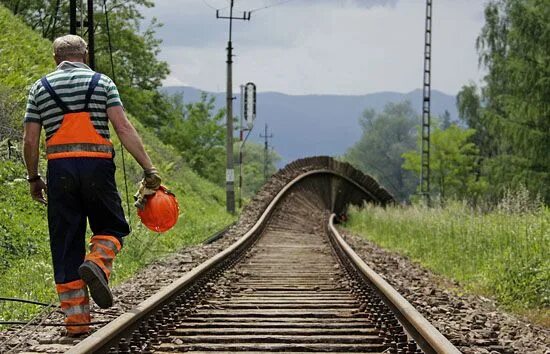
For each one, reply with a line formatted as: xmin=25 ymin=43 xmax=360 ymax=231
xmin=202 ymin=0 xmax=230 ymax=11
xmin=248 ymin=0 xmax=297 ymax=13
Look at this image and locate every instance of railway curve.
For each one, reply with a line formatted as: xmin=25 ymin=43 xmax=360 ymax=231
xmin=65 ymin=156 xmax=458 ymax=353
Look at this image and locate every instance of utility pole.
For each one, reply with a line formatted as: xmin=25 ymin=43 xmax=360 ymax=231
xmin=216 ymin=1 xmax=251 ymax=214
xmin=260 ymin=124 xmax=273 ymax=182
xmin=68 ymin=0 xmax=94 ymax=70
xmin=420 ymin=0 xmax=432 ymax=205
xmin=87 ymin=0 xmax=95 ymax=70
xmin=69 ymin=0 xmax=77 ymax=34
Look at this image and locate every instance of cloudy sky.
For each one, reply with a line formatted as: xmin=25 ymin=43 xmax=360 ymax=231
xmin=145 ymin=0 xmax=487 ymax=95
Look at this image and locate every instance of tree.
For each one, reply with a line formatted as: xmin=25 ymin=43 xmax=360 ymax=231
xmin=0 ymin=0 xmax=170 ymax=125
xmin=158 ymin=93 xmax=227 ymax=186
xmin=345 ymin=101 xmax=418 ymax=201
xmin=403 ymin=124 xmax=487 ymax=202
xmin=456 ymin=83 xmax=497 ymax=159
xmin=236 ymin=141 xmax=281 ymax=200
xmin=0 ymin=0 xmax=65 ymax=40
xmin=440 ymin=110 xmax=452 ymax=130
xmin=456 ymin=0 xmax=550 ymax=202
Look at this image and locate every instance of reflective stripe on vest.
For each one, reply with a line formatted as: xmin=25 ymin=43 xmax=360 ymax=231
xmin=46 ymin=143 xmax=114 ymax=156
xmin=41 ymin=73 xmax=113 ymax=160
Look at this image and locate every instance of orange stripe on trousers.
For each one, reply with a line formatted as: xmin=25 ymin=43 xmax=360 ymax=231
xmin=84 ymin=235 xmax=121 ymax=280
xmin=56 ymin=280 xmax=90 ymax=335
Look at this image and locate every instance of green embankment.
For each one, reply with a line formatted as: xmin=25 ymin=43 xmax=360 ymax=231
xmin=0 ymin=5 xmax=233 ymax=322
xmin=345 ymin=202 xmax=549 ymax=325
xmin=0 ymin=6 xmax=52 ymax=108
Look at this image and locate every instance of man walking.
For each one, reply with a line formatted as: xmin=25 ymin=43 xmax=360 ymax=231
xmin=22 ymin=35 xmax=161 ymax=336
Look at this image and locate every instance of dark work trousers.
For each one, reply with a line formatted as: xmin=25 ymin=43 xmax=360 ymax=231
xmin=47 ymin=158 xmax=130 ymax=284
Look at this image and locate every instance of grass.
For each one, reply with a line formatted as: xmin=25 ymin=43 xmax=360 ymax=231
xmin=0 ymin=5 xmax=53 ymax=128
xmin=345 ymin=199 xmax=549 ymax=326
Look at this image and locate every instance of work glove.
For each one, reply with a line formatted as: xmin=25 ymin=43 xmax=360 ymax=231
xmin=134 ymin=180 xmax=156 ymax=210
xmin=143 ymin=167 xmax=161 ymax=190
xmin=134 ymin=167 xmax=161 ymax=210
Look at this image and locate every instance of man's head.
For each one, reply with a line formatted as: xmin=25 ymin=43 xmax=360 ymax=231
xmin=53 ymin=35 xmax=88 ymax=65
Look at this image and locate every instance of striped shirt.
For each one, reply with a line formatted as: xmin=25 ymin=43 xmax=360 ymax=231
xmin=24 ymin=61 xmax=122 ymax=140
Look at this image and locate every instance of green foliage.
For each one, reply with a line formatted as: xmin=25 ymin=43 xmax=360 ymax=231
xmin=456 ymin=83 xmax=496 ymax=159
xmin=456 ymin=0 xmax=550 ymax=202
xmin=157 ymin=93 xmax=227 ymax=186
xmin=0 ymin=162 xmax=49 ymax=274
xmin=344 ymin=101 xmax=418 ymax=201
xmin=402 ymin=124 xmax=487 ymax=202
xmin=93 ymin=2 xmax=170 ymax=119
xmin=345 ymin=197 xmax=550 ymax=313
xmin=439 ymin=110 xmax=452 ymax=130
xmin=0 ymin=5 xmax=53 ymax=134
xmin=236 ymin=140 xmax=281 ymax=200
xmin=0 ymin=85 xmax=24 ymax=140
xmin=0 ymin=0 xmax=170 ymax=134
xmin=1 ymin=0 xmax=69 ymax=40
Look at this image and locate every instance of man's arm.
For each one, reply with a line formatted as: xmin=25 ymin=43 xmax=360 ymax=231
xmin=23 ymin=122 xmax=47 ymax=204
xmin=107 ymin=106 xmax=153 ymax=170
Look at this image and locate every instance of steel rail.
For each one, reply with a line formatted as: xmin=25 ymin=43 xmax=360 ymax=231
xmin=68 ymin=169 xmax=453 ymax=353
xmin=328 ymin=214 xmax=461 ymax=354
xmin=202 ymin=222 xmax=236 ymax=244
xmin=69 ymin=170 xmax=347 ymax=352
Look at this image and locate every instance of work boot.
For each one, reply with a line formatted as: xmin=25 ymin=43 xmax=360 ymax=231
xmin=56 ymin=279 xmax=91 ymax=335
xmin=78 ymin=260 xmax=113 ymax=309
xmin=80 ymin=235 xmax=121 ymax=309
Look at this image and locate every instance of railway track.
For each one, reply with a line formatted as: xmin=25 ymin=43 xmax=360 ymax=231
xmin=60 ymin=157 xmax=459 ymax=353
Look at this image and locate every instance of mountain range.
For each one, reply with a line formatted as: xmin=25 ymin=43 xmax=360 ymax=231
xmin=162 ymin=86 xmax=459 ymax=166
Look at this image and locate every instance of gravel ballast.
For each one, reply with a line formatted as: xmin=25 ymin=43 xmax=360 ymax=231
xmin=339 ymin=228 xmax=549 ymax=354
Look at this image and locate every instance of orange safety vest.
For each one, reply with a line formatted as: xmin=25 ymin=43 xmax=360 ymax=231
xmin=41 ymin=73 xmax=114 ymax=160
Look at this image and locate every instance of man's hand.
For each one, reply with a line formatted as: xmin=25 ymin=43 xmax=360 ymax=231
xmin=30 ymin=178 xmax=47 ymax=205
xmin=134 ymin=180 xmax=157 ymax=210
xmin=143 ymin=167 xmax=161 ymax=190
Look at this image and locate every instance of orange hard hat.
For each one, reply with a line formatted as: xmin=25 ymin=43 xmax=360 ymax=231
xmin=137 ymin=186 xmax=179 ymax=233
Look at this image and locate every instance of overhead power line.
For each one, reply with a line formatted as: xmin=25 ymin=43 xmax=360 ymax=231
xmin=248 ymin=0 xmax=296 ymax=13
xmin=202 ymin=0 xmax=229 ymax=11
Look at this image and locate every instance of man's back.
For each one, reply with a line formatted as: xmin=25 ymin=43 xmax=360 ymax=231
xmin=24 ymin=61 xmax=122 ymax=141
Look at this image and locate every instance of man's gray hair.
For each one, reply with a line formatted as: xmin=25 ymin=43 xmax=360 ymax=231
xmin=53 ymin=35 xmax=87 ymax=60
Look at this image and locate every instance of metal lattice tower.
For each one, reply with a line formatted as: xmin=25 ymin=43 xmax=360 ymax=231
xmin=420 ymin=0 xmax=432 ymax=201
